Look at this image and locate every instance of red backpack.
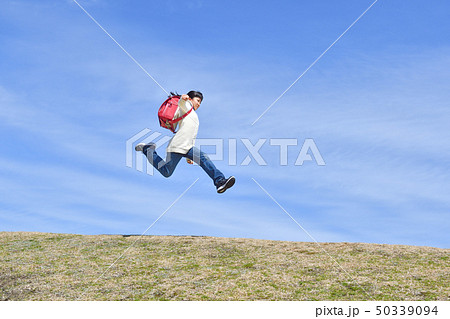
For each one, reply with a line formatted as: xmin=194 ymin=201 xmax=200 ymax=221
xmin=158 ymin=93 xmax=193 ymax=133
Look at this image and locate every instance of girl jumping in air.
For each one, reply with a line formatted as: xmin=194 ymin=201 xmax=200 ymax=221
xmin=135 ymin=91 xmax=235 ymax=193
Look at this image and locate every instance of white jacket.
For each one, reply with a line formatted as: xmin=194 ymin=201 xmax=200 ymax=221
xmin=166 ymin=98 xmax=199 ymax=154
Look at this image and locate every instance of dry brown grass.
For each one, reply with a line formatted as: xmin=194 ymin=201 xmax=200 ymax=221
xmin=0 ymin=232 xmax=448 ymax=301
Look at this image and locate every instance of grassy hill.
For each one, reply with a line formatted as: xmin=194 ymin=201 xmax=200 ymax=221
xmin=0 ymin=232 xmax=448 ymax=301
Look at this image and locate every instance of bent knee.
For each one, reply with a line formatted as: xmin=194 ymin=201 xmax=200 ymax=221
xmin=192 ymin=153 xmax=210 ymax=163
xmin=161 ymin=170 xmax=173 ymax=178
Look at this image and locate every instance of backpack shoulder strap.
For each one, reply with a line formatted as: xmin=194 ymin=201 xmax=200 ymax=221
xmin=172 ymin=103 xmax=194 ymax=123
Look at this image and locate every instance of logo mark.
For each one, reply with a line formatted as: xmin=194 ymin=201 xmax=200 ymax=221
xmin=126 ymin=129 xmax=172 ymax=175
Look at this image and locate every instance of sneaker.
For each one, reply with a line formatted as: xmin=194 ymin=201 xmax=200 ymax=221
xmin=135 ymin=142 xmax=156 ymax=152
xmin=216 ymin=176 xmax=235 ymax=194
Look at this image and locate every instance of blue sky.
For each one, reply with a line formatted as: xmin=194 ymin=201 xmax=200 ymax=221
xmin=1 ymin=0 xmax=449 ymax=248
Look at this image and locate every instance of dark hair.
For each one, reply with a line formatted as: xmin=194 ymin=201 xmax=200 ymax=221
xmin=187 ymin=90 xmax=203 ymax=102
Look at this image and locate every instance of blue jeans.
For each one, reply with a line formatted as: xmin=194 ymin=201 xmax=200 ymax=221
xmin=144 ymin=146 xmax=226 ymax=187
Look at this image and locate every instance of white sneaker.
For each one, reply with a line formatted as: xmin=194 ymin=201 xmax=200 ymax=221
xmin=216 ymin=176 xmax=235 ymax=194
xmin=135 ymin=142 xmax=156 ymax=152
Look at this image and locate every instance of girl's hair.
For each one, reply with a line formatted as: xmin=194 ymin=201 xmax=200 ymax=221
xmin=187 ymin=90 xmax=203 ymax=101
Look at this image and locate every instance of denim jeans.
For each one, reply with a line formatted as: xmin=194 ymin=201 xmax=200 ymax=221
xmin=144 ymin=146 xmax=226 ymax=187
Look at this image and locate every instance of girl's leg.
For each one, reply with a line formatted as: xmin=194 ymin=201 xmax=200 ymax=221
xmin=185 ymin=147 xmax=226 ymax=186
xmin=144 ymin=147 xmax=183 ymax=178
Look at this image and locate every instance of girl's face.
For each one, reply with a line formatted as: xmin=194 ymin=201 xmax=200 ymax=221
xmin=191 ymin=97 xmax=202 ymax=110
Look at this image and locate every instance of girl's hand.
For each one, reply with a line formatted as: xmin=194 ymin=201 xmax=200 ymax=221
xmin=186 ymin=158 xmax=194 ymax=164
xmin=181 ymin=94 xmax=190 ymax=101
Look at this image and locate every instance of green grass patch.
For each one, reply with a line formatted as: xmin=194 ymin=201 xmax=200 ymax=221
xmin=0 ymin=232 xmax=448 ymax=301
